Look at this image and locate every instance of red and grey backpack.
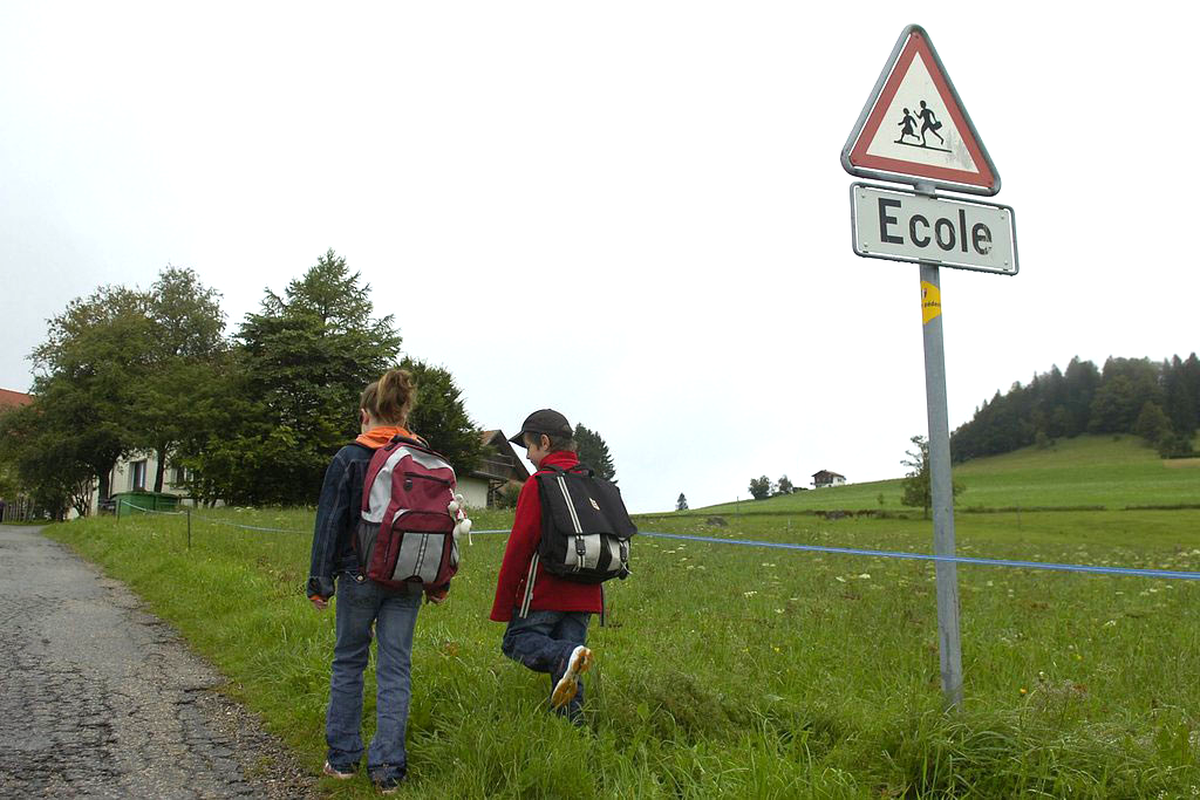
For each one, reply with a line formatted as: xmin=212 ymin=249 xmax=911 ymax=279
xmin=354 ymin=435 xmax=460 ymax=593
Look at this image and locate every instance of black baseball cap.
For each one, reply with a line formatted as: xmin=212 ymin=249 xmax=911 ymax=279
xmin=509 ymin=409 xmax=573 ymax=446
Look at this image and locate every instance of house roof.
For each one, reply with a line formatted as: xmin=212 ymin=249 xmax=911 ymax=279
xmin=811 ymin=470 xmax=845 ymax=479
xmin=0 ymin=388 xmax=32 ymax=412
xmin=474 ymin=430 xmax=530 ymax=483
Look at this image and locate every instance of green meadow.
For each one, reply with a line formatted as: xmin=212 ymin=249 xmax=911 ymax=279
xmin=43 ymin=435 xmax=1200 ymax=798
xmin=701 ymin=434 xmax=1200 ymax=514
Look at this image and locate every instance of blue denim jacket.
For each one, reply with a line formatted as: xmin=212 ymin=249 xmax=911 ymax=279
xmin=306 ymin=443 xmax=374 ymax=599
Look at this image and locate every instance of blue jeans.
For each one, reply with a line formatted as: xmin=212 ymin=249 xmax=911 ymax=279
xmin=326 ymin=572 xmax=421 ymax=782
xmin=501 ymin=609 xmax=591 ymax=718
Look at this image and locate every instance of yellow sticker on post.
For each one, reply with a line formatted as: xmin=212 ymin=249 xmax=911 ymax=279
xmin=921 ymin=281 xmax=941 ymax=324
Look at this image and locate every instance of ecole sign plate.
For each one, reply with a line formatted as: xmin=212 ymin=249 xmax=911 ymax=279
xmin=842 ymin=25 xmax=1000 ymax=196
xmin=851 ymin=183 xmax=1017 ymax=274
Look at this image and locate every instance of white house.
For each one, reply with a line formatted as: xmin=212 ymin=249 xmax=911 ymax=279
xmin=460 ymin=430 xmax=530 ymax=509
xmin=85 ymin=451 xmax=201 ymax=516
xmin=811 ymin=470 xmax=846 ymax=489
xmin=86 ymin=428 xmax=532 ymax=515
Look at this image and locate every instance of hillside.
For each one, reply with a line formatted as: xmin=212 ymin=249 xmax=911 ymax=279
xmin=949 ymin=354 xmax=1199 ymax=462
xmin=694 ymin=435 xmax=1200 ymax=515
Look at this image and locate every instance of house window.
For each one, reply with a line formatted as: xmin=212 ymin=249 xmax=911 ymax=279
xmin=173 ymin=466 xmax=188 ymax=486
xmin=131 ymin=460 xmax=147 ymax=490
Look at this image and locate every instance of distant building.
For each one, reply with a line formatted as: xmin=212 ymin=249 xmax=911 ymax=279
xmin=85 ymin=453 xmax=201 ymax=516
xmin=0 ymin=389 xmax=35 ymax=521
xmin=811 ymin=470 xmax=846 ymax=489
xmin=0 ymin=387 xmax=33 ymax=412
xmin=461 ymin=430 xmax=531 ymax=508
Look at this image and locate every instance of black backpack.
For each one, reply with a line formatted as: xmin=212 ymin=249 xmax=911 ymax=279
xmin=535 ymin=463 xmax=636 ymax=584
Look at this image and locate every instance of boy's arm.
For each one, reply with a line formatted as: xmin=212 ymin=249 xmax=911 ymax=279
xmin=307 ymin=451 xmax=354 ymax=601
xmin=489 ymin=478 xmax=542 ymax=622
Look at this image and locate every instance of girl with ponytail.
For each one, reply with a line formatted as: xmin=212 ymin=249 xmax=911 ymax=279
xmin=306 ymin=367 xmax=431 ymax=792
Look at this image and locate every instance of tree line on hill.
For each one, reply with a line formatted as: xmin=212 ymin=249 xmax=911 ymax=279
xmin=747 ymin=474 xmax=797 ymax=500
xmin=0 ymin=251 xmax=485 ymax=516
xmin=950 ymin=354 xmax=1200 ymax=462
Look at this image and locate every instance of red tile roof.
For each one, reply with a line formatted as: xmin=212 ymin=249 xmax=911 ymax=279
xmin=0 ymin=388 xmax=32 ymax=411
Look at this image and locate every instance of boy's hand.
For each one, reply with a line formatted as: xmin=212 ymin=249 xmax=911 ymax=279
xmin=310 ymin=595 xmax=329 ymax=611
xmin=427 ymin=587 xmax=449 ymax=605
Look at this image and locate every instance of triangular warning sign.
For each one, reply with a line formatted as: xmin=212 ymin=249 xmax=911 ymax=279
xmin=842 ymin=25 xmax=1000 ymax=196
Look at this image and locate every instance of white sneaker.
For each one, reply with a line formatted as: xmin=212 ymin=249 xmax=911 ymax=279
xmin=323 ymin=761 xmax=355 ymax=780
xmin=551 ymin=646 xmax=593 ymax=709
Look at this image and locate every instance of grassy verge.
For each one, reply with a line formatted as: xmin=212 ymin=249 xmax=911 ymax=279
xmin=45 ymin=505 xmax=1200 ymax=797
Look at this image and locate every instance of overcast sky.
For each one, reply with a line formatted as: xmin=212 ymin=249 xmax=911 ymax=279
xmin=2 ymin=3 xmax=1197 ymax=513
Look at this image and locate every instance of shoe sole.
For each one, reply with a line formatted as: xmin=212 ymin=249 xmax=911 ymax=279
xmin=551 ymin=647 xmax=593 ymax=709
xmin=323 ymin=762 xmax=355 ymax=780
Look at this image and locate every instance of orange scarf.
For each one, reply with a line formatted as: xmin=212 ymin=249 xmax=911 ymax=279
xmin=355 ymin=425 xmax=418 ymax=450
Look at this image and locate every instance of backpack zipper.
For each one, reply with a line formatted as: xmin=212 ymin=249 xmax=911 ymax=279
xmin=404 ymin=472 xmax=452 ymax=486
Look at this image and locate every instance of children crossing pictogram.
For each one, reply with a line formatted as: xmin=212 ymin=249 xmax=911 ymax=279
xmin=894 ymin=100 xmax=949 ymax=153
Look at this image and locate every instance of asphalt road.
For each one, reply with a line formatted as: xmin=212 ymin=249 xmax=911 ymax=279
xmin=0 ymin=525 xmax=317 ymax=799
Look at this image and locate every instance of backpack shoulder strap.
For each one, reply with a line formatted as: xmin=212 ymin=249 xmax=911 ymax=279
xmin=537 ymin=463 xmax=593 ymax=477
xmin=390 ymin=434 xmax=429 ymax=448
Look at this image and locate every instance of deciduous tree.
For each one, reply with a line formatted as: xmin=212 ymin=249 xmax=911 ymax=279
xmin=901 ymin=435 xmax=964 ymax=519
xmin=748 ymin=475 xmax=771 ymax=500
xmin=30 ymin=285 xmax=155 ymax=502
xmin=134 ymin=267 xmax=228 ymax=492
xmin=1133 ymin=401 xmax=1173 ymax=447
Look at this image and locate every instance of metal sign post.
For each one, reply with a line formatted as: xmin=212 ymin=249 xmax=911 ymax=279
xmin=842 ymin=24 xmax=1019 ymax=710
xmin=916 ymin=240 xmax=963 ymax=708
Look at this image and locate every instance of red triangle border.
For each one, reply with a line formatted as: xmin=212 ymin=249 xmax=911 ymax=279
xmin=848 ymin=31 xmax=995 ymax=190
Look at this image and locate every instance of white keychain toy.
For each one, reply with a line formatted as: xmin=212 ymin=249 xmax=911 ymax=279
xmin=448 ymin=493 xmax=473 ymax=546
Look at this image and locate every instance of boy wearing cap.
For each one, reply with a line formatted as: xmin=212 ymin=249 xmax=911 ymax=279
xmin=490 ymin=409 xmax=600 ymax=720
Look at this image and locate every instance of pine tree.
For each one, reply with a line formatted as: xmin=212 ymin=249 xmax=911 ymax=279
xmin=401 ymin=357 xmax=484 ymax=474
xmin=574 ymin=423 xmax=617 ymax=482
xmin=676 ymin=493 xmax=688 ymax=511
xmin=209 ymin=250 xmax=401 ymax=504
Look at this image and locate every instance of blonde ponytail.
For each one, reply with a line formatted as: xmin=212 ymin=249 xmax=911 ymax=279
xmin=361 ymin=368 xmax=415 ymax=425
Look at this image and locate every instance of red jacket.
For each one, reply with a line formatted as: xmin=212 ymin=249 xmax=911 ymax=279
xmin=489 ymin=451 xmax=603 ymax=621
